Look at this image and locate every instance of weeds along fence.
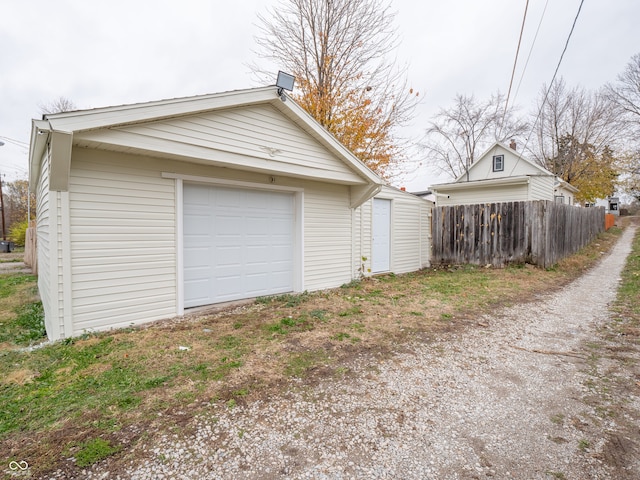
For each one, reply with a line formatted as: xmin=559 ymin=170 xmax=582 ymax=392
xmin=431 ymin=201 xmax=605 ymax=268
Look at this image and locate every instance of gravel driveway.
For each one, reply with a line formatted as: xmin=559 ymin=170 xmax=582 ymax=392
xmin=82 ymin=224 xmax=639 ymax=480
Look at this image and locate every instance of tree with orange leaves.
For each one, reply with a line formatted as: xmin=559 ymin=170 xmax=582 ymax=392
xmin=253 ymin=0 xmax=419 ymax=178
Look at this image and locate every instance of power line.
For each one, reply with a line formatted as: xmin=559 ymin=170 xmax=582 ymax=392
xmin=512 ymin=0 xmax=551 ymax=105
xmin=522 ymin=0 xmax=586 ymax=155
xmin=500 ymin=0 xmax=530 ymax=137
xmin=0 ymin=136 xmax=29 ymax=148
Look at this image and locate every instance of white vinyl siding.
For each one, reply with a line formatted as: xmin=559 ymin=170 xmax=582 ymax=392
xmin=436 ymin=183 xmax=529 ymax=207
xmin=352 ymin=200 xmax=372 ymax=278
xmin=35 ymin=150 xmax=59 ymax=339
xmin=75 ymin=104 xmax=364 ymax=184
xmin=303 ymin=183 xmax=353 ymax=290
xmin=68 ymin=149 xmax=177 ymax=334
xmin=389 ymin=193 xmax=431 ymax=274
xmin=529 ymin=175 xmax=555 ymax=201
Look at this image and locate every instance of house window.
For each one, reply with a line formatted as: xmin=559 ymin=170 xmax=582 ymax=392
xmin=554 ymin=195 xmax=565 ymax=204
xmin=493 ymin=155 xmax=504 ymax=172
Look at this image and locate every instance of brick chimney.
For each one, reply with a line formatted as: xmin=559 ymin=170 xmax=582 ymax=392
xmin=509 ymin=139 xmax=517 ymax=150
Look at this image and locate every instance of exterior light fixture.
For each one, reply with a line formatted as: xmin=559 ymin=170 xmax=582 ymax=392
xmin=276 ymin=71 xmax=295 ymax=100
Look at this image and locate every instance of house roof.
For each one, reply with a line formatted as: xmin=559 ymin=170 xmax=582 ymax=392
xmin=454 ymin=141 xmax=554 ymax=182
xmin=29 ymin=86 xmax=383 ymax=198
xmin=433 ymin=141 xmax=578 ymax=194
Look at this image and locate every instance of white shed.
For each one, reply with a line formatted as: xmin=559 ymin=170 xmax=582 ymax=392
xmin=28 ymin=87 xmax=432 ymax=340
xmin=430 ymin=142 xmax=579 ymax=207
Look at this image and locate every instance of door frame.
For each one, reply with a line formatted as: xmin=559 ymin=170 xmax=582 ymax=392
xmin=162 ymin=172 xmax=304 ymax=314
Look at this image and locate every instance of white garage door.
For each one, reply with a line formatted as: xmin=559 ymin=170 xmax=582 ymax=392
xmin=183 ymin=184 xmax=295 ymax=308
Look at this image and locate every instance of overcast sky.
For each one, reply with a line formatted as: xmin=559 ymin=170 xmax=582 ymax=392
xmin=1 ymin=0 xmax=638 ymax=190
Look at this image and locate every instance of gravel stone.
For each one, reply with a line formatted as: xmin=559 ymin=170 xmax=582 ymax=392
xmin=76 ymin=225 xmax=638 ymax=479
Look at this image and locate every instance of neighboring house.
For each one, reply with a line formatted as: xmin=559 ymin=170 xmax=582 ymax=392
xmin=429 ymin=142 xmax=578 ymax=207
xmin=28 ymin=86 xmax=431 ymax=341
xmin=593 ymin=196 xmax=621 ymax=215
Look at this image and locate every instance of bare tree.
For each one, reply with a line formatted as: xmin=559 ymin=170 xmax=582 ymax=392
xmin=530 ymin=79 xmax=620 ymax=167
xmin=252 ymin=0 xmax=420 ymax=178
xmin=603 ymin=53 xmax=640 ymax=202
xmin=605 ymin=52 xmax=640 ymax=128
xmin=38 ymin=96 xmax=77 ymax=115
xmin=421 ymin=92 xmax=528 ymax=179
xmin=4 ymin=179 xmax=34 ymax=227
xmin=529 ymin=79 xmax=621 ymax=201
xmin=617 ymin=148 xmax=640 ymax=202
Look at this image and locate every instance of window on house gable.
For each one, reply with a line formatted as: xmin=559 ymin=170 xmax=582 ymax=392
xmin=493 ymin=155 xmax=504 ymax=172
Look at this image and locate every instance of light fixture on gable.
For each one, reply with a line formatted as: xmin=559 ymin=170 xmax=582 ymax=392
xmin=276 ymin=71 xmax=295 ymax=100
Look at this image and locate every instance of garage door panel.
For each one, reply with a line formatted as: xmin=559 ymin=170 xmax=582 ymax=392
xmin=184 ymin=184 xmax=295 ymax=308
xmin=184 ymin=246 xmax=210 ymax=258
xmin=270 ymin=219 xmax=293 ymax=232
xmin=246 ymin=233 xmax=268 ymax=244
xmin=269 ymin=274 xmax=293 ymax=291
xmin=216 ymin=188 xmax=242 ymax=206
xmin=269 ymin=193 xmax=293 ymax=210
xmin=214 ymin=281 xmax=242 ymax=301
xmin=184 ymin=217 xmax=211 ymax=235
xmin=245 ymin=192 xmax=269 ymax=209
xmin=184 ymin=278 xmax=211 ymax=304
xmin=215 ymin=246 xmax=242 ymax=266
xmin=270 ymin=246 xmax=292 ymax=262
xmin=245 ymin=272 xmax=268 ymax=288
xmin=245 ymin=247 xmax=268 ymax=263
xmin=184 ymin=184 xmax=210 ymax=204
xmin=216 ymin=215 xmax=244 ymax=233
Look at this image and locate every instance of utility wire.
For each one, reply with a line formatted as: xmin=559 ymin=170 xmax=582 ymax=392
xmin=512 ymin=0 xmax=551 ymax=106
xmin=500 ymin=0 xmax=530 ymax=138
xmin=522 ymin=0 xmax=586 ymax=154
xmin=0 ymin=135 xmax=29 ymax=147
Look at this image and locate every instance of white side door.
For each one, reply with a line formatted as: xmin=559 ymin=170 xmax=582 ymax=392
xmin=372 ymin=198 xmax=391 ymax=273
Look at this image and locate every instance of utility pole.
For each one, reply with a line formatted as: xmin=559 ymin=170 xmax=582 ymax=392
xmin=0 ymin=172 xmax=5 ymax=241
xmin=0 ymin=140 xmax=5 ymax=240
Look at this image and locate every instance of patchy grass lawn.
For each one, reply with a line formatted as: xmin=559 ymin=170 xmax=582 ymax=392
xmin=612 ymin=224 xmax=640 ymax=332
xmin=0 ymin=225 xmax=629 ymax=478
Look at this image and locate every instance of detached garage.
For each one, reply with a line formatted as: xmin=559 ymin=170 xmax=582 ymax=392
xmin=29 ymin=86 xmax=432 ymax=341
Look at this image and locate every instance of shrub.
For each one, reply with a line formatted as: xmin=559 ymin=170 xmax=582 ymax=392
xmin=8 ymin=219 xmax=29 ymax=247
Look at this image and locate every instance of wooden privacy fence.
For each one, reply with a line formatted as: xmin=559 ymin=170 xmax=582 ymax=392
xmin=24 ymin=220 xmax=37 ymax=274
xmin=431 ymin=201 xmax=605 ymax=268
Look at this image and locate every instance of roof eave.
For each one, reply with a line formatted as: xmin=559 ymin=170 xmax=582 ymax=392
xmin=28 ymin=120 xmax=51 ymax=192
xmin=431 ymin=176 xmax=530 ymax=191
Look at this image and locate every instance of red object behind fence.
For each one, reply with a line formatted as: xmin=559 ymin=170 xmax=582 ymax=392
xmin=605 ymin=213 xmax=616 ymax=230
